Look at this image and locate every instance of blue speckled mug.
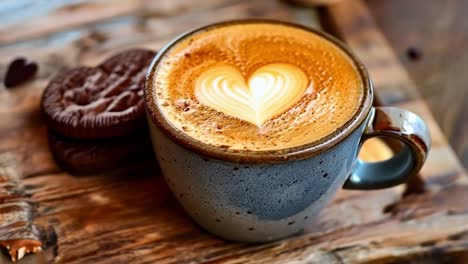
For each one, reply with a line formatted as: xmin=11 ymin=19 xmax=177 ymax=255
xmin=144 ymin=20 xmax=431 ymax=243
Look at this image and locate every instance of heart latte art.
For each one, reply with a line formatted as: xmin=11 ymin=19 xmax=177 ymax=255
xmin=195 ymin=63 xmax=310 ymax=127
xmin=150 ymin=22 xmax=363 ymax=151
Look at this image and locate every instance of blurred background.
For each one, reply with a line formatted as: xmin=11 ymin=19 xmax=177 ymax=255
xmin=368 ymin=0 xmax=467 ymax=170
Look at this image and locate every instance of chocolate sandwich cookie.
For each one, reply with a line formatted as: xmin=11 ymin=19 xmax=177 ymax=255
xmin=41 ymin=49 xmax=156 ymax=139
xmin=48 ymin=132 xmax=153 ymax=174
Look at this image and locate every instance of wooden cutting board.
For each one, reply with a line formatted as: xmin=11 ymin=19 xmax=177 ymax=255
xmin=0 ymin=0 xmax=467 ymax=263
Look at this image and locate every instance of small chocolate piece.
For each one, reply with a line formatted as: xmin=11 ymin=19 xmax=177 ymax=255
xmin=41 ymin=49 xmax=156 ymax=139
xmin=48 ymin=131 xmax=153 ymax=174
xmin=4 ymin=57 xmax=38 ymax=88
xmin=406 ymin=47 xmax=423 ymax=61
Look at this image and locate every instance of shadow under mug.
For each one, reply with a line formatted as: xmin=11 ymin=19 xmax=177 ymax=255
xmin=144 ymin=20 xmax=431 ymax=243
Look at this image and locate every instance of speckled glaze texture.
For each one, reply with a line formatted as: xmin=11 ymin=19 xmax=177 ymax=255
xmin=149 ymin=117 xmax=368 ymax=242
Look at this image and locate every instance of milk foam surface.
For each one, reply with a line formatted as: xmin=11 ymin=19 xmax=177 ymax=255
xmin=151 ymin=22 xmax=363 ymax=151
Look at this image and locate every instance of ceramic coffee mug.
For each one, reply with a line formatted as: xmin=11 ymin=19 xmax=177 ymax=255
xmin=144 ymin=20 xmax=430 ymax=243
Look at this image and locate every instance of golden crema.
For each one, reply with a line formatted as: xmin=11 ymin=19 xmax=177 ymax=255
xmin=151 ymin=22 xmax=363 ymax=151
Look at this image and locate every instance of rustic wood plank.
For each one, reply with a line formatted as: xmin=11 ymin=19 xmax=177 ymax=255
xmin=0 ymin=0 xmax=139 ymax=46
xmin=0 ymin=0 xmax=237 ymax=46
xmin=366 ymin=0 xmax=468 ymax=169
xmin=0 ymin=0 xmax=466 ymax=263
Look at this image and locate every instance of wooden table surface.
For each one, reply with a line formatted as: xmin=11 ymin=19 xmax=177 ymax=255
xmin=0 ymin=0 xmax=467 ymax=263
xmin=366 ymin=0 xmax=468 ymax=169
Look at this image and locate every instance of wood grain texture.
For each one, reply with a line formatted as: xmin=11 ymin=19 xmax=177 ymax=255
xmin=0 ymin=0 xmax=466 ymax=263
xmin=0 ymin=0 xmax=236 ymax=46
xmin=366 ymin=0 xmax=468 ymax=169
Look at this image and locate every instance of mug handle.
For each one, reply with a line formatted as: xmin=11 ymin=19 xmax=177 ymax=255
xmin=344 ymin=107 xmax=431 ymax=190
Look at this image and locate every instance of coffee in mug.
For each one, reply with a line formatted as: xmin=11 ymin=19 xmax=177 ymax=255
xmin=153 ymin=22 xmax=363 ymax=151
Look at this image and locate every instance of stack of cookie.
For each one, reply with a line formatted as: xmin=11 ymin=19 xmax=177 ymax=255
xmin=41 ymin=49 xmax=157 ymax=174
